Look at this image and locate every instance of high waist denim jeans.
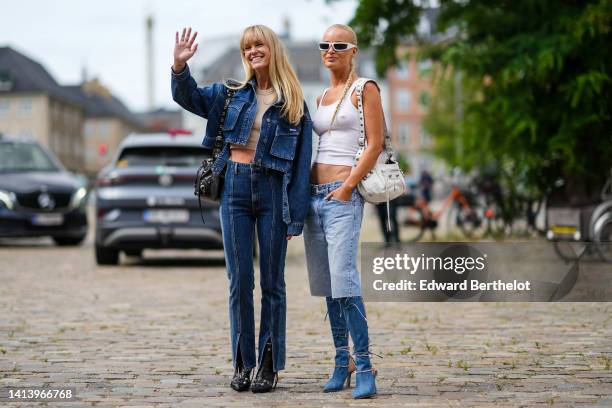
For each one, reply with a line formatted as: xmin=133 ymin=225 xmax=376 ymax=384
xmin=220 ymin=160 xmax=288 ymax=372
xmin=304 ymin=180 xmax=365 ymax=298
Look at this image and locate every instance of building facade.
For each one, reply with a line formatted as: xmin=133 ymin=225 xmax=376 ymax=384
xmin=385 ymin=8 xmax=454 ymax=179
xmin=136 ymin=108 xmax=183 ymax=133
xmin=386 ymin=46 xmax=437 ymax=177
xmin=0 ymin=47 xmax=85 ymax=171
xmin=64 ymin=79 xmax=145 ymax=175
xmin=0 ymin=46 xmax=144 ymax=175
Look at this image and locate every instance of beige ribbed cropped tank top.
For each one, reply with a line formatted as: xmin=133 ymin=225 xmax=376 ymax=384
xmin=230 ymin=87 xmax=276 ymax=150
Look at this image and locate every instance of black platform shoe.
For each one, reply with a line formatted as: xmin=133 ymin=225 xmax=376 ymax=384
xmin=230 ymin=350 xmax=253 ymax=392
xmin=251 ymin=340 xmax=278 ymax=393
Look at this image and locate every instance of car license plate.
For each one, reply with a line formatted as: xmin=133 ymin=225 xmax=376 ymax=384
xmin=551 ymin=225 xmax=578 ymax=234
xmin=32 ymin=213 xmax=64 ymax=226
xmin=143 ymin=209 xmax=189 ymax=224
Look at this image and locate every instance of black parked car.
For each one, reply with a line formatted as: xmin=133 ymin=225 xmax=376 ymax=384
xmin=0 ymin=135 xmax=88 ymax=245
xmin=94 ymin=131 xmax=224 ymax=265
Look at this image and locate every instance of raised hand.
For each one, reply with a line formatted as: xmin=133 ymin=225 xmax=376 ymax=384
xmin=173 ymin=27 xmax=198 ymax=73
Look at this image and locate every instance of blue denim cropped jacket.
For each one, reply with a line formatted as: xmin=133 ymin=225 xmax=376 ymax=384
xmin=171 ymin=64 xmax=313 ymax=235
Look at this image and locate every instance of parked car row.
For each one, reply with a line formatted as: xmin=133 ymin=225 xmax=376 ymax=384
xmin=1 ymin=131 xmax=226 ymax=266
xmin=0 ymin=134 xmax=88 ymax=245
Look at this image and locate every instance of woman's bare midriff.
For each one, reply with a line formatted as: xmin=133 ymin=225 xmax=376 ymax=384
xmin=310 ymin=163 xmax=352 ymax=184
xmin=230 ymin=147 xmax=256 ymax=163
xmin=230 ymin=150 xmax=352 ymax=184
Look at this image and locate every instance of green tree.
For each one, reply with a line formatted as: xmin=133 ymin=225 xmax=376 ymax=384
xmin=350 ymin=0 xmax=612 ymax=203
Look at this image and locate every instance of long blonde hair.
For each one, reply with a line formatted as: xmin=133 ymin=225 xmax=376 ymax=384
xmin=325 ymin=24 xmax=358 ymax=128
xmin=228 ymin=25 xmax=304 ymax=125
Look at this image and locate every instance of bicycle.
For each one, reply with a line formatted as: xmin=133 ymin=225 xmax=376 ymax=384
xmin=397 ymin=172 xmax=486 ymax=242
xmin=547 ymin=169 xmax=612 ymax=263
xmin=591 ymin=171 xmax=612 ymax=262
xmin=474 ymin=168 xmax=549 ymax=239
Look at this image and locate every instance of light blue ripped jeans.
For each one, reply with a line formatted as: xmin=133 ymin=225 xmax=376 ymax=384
xmin=303 ymin=180 xmax=364 ymax=298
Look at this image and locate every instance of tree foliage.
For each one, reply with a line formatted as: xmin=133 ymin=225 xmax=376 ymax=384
xmin=350 ymin=0 xmax=612 ymax=203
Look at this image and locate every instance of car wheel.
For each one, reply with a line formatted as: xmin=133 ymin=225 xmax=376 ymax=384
xmin=53 ymin=236 xmax=86 ymax=246
xmin=124 ymin=249 xmax=143 ymax=258
xmin=96 ymin=245 xmax=119 ymax=265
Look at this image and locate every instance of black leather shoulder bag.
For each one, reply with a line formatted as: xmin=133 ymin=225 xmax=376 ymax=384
xmin=194 ymin=85 xmax=236 ymax=222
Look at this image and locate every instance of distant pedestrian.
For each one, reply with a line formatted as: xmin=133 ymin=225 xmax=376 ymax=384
xmin=419 ymin=170 xmax=434 ymax=203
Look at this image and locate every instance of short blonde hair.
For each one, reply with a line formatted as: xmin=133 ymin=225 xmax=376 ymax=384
xmin=228 ymin=25 xmax=304 ymax=125
xmin=323 ymin=24 xmax=359 ymax=129
xmin=326 ymin=24 xmax=358 ymax=45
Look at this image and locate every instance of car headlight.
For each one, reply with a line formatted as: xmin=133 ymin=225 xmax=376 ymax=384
xmin=70 ymin=187 xmax=88 ymax=209
xmin=0 ymin=189 xmax=16 ymax=210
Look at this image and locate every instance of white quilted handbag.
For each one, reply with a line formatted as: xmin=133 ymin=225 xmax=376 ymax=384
xmin=353 ymin=79 xmax=406 ymax=208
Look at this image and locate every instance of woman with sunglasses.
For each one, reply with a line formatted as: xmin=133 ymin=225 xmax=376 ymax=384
xmin=171 ymin=25 xmax=312 ymax=393
xmin=303 ymin=24 xmax=384 ymax=399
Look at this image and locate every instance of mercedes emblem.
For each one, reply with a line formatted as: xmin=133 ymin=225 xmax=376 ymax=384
xmin=37 ymin=192 xmax=55 ymax=210
xmin=159 ymin=174 xmax=173 ymax=186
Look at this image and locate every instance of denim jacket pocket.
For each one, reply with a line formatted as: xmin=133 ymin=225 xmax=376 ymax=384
xmin=223 ymin=99 xmax=247 ymax=133
xmin=270 ymin=125 xmax=299 ymax=160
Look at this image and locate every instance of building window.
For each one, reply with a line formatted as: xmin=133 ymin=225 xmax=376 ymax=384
xmin=85 ymin=122 xmax=94 ymax=138
xmin=420 ymin=125 xmax=430 ymax=148
xmin=418 ymin=59 xmax=432 ymax=78
xmin=0 ymin=70 xmax=12 ymax=91
xmin=398 ymin=122 xmax=410 ymax=146
xmin=396 ymin=61 xmax=409 ymax=80
xmin=99 ymin=122 xmax=110 ymax=137
xmin=395 ymin=89 xmax=411 ymax=112
xmin=419 ymin=91 xmax=430 ymax=108
xmin=19 ymin=98 xmax=32 ymax=115
xmin=0 ymin=99 xmax=9 ymax=115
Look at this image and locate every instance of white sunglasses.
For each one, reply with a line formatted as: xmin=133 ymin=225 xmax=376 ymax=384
xmin=318 ymin=42 xmax=357 ymax=52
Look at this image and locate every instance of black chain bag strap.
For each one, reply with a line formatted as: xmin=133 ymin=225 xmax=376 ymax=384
xmin=194 ymin=86 xmax=236 ymax=223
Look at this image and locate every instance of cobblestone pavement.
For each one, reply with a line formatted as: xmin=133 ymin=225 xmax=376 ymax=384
xmin=1 ymin=217 xmax=611 ymax=407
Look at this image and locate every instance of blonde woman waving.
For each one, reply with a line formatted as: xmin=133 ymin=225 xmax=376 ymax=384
xmin=172 ymin=25 xmax=312 ymax=393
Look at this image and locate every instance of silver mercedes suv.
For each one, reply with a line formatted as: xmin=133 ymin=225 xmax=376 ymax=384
xmin=94 ymin=132 xmax=223 ymax=265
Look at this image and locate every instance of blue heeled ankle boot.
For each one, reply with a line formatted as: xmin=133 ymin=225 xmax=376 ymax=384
xmin=323 ymin=296 xmax=355 ymax=392
xmin=342 ymin=296 xmax=377 ymax=399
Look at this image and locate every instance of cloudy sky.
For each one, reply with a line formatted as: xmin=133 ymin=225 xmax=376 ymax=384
xmin=0 ymin=0 xmax=357 ymax=112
